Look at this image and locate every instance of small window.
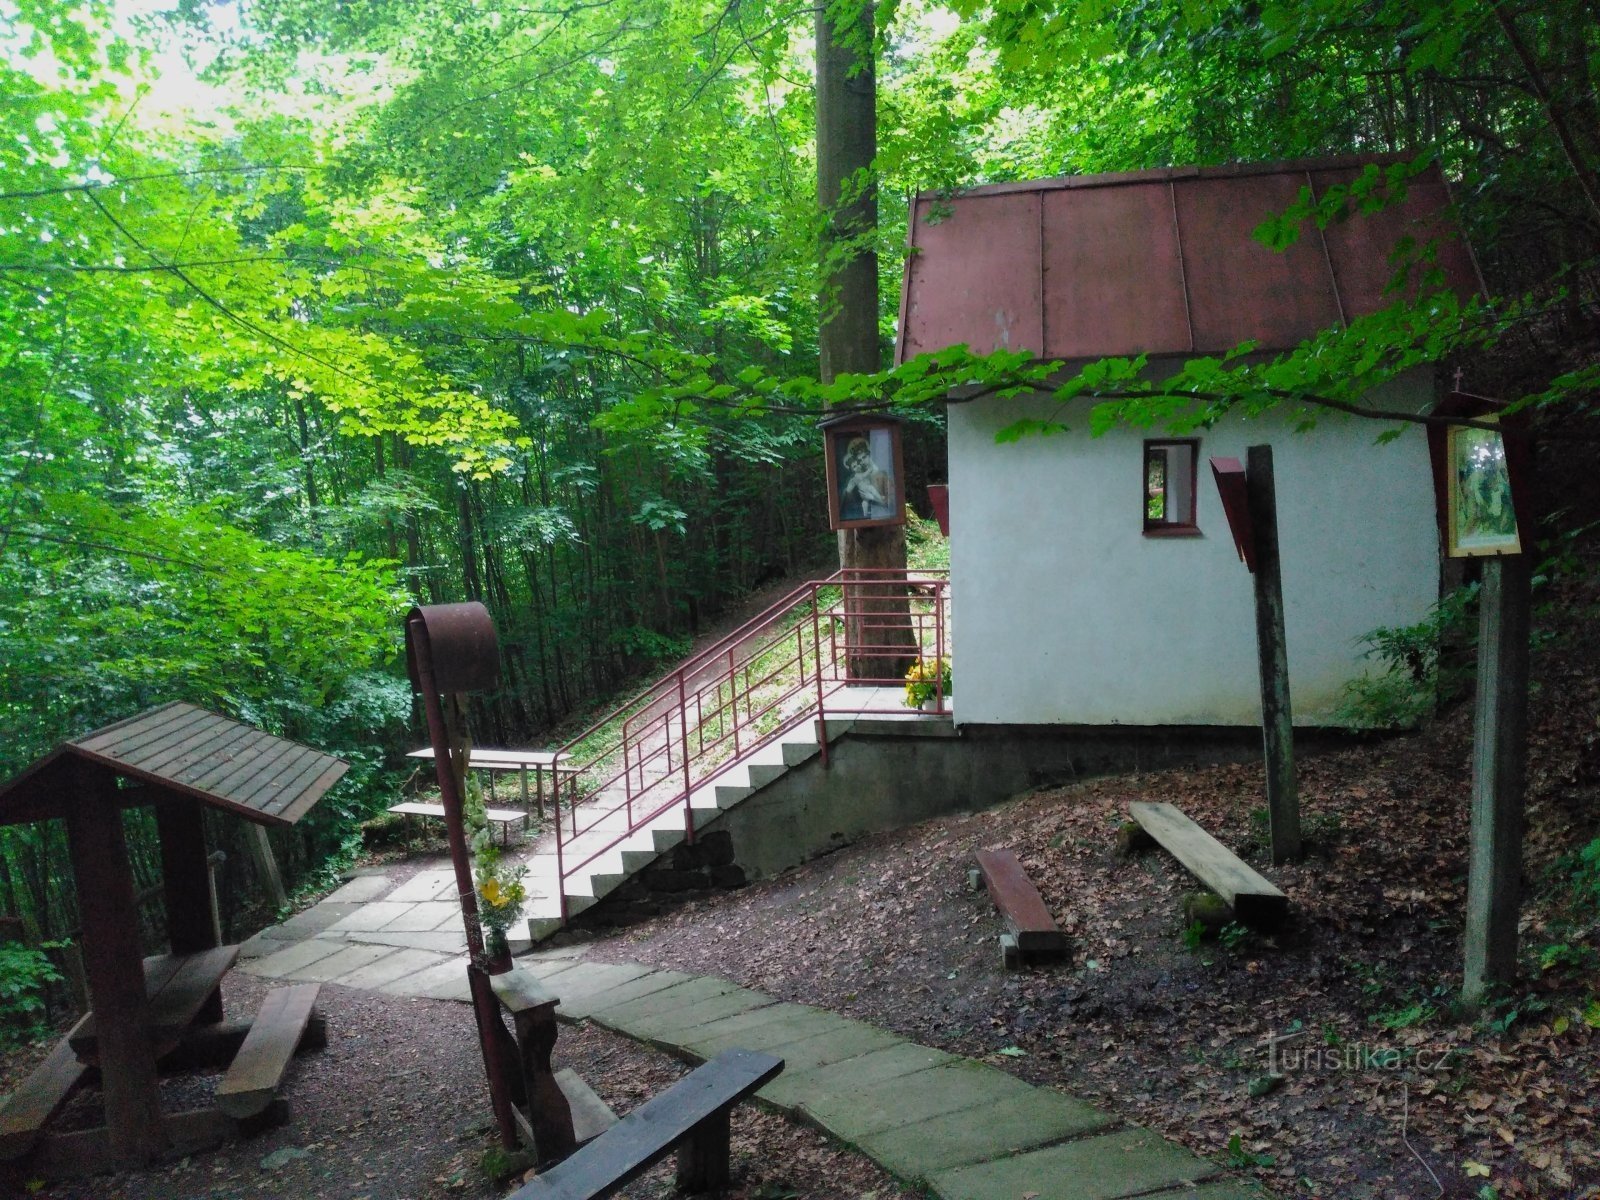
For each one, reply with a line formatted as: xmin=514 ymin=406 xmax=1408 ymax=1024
xmin=1144 ymin=440 xmax=1199 ymax=534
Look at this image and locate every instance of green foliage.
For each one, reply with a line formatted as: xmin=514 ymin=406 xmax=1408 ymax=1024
xmin=1225 ymin=1132 xmax=1276 ymax=1169
xmin=1337 ymin=584 xmax=1479 ymax=729
xmin=0 ymin=943 xmax=64 ymax=1049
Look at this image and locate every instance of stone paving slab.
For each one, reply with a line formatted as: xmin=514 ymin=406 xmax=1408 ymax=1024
xmin=237 ymin=927 xmax=299 ymax=959
xmin=610 ymin=987 xmax=779 ymax=1046
xmin=324 ymin=875 xmax=392 ymax=904
xmin=336 ymin=947 xmax=451 ymax=991
xmin=382 ymin=957 xmax=472 ymax=1002
xmin=279 ymin=942 xmax=399 ymax=983
xmin=377 ymin=901 xmax=461 ymax=933
xmin=274 ymin=902 xmax=363 ymax=939
xmin=800 ymin=1057 xmax=1041 ymax=1141
xmin=386 ymin=869 xmax=456 ymax=904
xmin=239 ymin=936 xmax=346 ymax=978
xmin=585 ymin=976 xmax=742 ymax=1030
xmin=326 ymin=901 xmax=424 ymax=933
xmin=928 ymin=1126 xmax=1219 ymax=1200
xmin=675 ymin=1002 xmax=840 ymax=1059
xmin=856 ymin=1087 xmax=1115 ymax=1178
xmin=758 ymin=1040 xmax=955 ymax=1110
xmin=750 ymin=1018 xmax=902 ymax=1079
xmin=551 ymin=968 xmax=694 ymax=1020
xmin=339 ymin=929 xmax=467 ymax=955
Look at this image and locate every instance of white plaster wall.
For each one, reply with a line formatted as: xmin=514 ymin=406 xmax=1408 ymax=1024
xmin=947 ymin=371 xmax=1441 ymax=726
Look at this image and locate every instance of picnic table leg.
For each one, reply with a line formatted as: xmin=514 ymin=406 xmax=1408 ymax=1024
xmin=676 ymin=1109 xmax=732 ymax=1191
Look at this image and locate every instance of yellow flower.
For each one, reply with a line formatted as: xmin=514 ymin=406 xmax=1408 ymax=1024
xmin=481 ymin=878 xmax=504 ymax=908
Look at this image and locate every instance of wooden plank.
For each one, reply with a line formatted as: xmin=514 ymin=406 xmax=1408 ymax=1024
xmin=215 ymin=984 xmax=322 ymax=1118
xmin=1128 ymin=801 xmax=1288 ymax=926
xmin=0 ymin=1035 xmax=91 ymax=1160
xmin=177 ymin=731 xmax=295 ymax=793
xmin=388 ymin=802 xmax=526 ymax=825
xmin=232 ymin=744 xmax=329 ymax=808
xmin=135 ymin=716 xmax=253 ymax=779
xmin=555 ymin=1068 xmax=618 ymax=1146
xmin=490 ymin=968 xmax=559 ymax=1017
xmin=72 ymin=702 xmax=195 ymax=754
xmin=507 ymin=1050 xmax=782 ymax=1200
xmin=273 ymin=764 xmax=351 ymax=825
xmin=111 ymin=710 xmax=236 ymax=774
xmin=974 ymin=849 xmax=1066 ymax=953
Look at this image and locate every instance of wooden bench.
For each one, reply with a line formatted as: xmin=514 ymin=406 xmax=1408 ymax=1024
xmin=489 ymin=969 xmax=616 ymax=1160
xmin=507 ymin=1048 xmax=782 ymax=1199
xmin=1127 ymin=801 xmax=1288 ymax=927
xmin=975 ymin=848 xmax=1069 ymax=967
xmin=0 ymin=1035 xmax=90 ymax=1161
xmin=387 ymin=800 xmax=527 ymax=848
xmin=216 ymin=983 xmax=324 ymax=1119
xmin=68 ymin=944 xmax=240 ymax=1064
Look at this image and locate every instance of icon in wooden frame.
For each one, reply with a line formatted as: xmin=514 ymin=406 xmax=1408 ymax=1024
xmin=821 ymin=414 xmax=906 ymax=530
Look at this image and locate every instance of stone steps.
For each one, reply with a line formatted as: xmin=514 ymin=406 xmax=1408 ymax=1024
xmin=524 ymin=728 xmax=820 ymax=942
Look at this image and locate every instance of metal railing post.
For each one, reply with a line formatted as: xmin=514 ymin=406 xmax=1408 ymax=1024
xmin=677 ymin=670 xmax=694 ymax=845
xmin=729 ymin=647 xmax=740 ymax=758
xmin=811 ymin=584 xmax=829 ymax=768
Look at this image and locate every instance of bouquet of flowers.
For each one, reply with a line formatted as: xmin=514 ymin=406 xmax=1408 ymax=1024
xmin=903 ymin=656 xmax=952 ymax=708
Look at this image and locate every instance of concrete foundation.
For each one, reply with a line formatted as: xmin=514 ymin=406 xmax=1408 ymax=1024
xmin=715 ymin=717 xmax=1359 ymax=882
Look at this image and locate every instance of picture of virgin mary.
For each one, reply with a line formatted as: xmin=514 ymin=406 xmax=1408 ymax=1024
xmin=837 ymin=431 xmax=895 ymax=521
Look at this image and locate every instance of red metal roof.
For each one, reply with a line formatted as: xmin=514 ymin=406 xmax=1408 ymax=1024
xmin=896 ymin=156 xmax=1486 ymax=365
xmin=0 ymin=702 xmax=347 ymax=827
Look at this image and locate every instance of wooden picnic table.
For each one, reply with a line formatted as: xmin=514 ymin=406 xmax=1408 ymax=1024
xmin=68 ymin=945 xmax=240 ymax=1065
xmin=407 ymin=747 xmax=575 ymax=816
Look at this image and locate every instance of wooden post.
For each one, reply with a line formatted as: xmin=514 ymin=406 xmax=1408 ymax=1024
xmin=64 ymin=765 xmax=167 ymax=1164
xmin=1463 ymin=554 xmax=1532 ymax=1007
xmin=243 ymin=823 xmax=287 ymax=912
xmin=156 ymin=798 xmax=224 ymax=1024
xmin=1245 ymin=445 xmax=1302 ymax=863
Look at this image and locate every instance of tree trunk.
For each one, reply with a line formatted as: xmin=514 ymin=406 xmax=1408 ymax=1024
xmin=817 ymin=0 xmax=915 ymax=683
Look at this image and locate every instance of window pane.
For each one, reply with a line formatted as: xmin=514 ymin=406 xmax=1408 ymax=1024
xmin=1146 ymin=449 xmax=1167 ymax=522
xmin=1167 ymin=443 xmax=1194 ymax=524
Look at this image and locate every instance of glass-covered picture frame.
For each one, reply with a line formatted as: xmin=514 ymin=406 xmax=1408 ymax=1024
xmin=1446 ymin=418 xmax=1521 ymax=557
xmin=822 ymin=415 xmax=906 ymax=530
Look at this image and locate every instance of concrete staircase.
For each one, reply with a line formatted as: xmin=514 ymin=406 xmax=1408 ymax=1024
xmin=524 ymin=725 xmax=824 ymax=942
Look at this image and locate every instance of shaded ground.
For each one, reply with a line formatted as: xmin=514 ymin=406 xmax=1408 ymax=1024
xmin=1 ymin=971 xmax=920 ymax=1200
xmin=589 ymin=704 xmax=1600 ymax=1199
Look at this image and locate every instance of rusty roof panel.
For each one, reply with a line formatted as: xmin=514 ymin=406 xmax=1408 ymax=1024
xmin=1173 ymin=171 xmax=1343 ymax=353
xmin=0 ymin=702 xmax=347 ymax=828
xmin=897 ymin=156 xmax=1485 ymax=366
xmin=901 ymin=191 xmax=1043 ymax=360
xmin=1040 ymin=182 xmax=1191 ymax=359
xmin=1312 ymin=168 xmax=1483 ymax=315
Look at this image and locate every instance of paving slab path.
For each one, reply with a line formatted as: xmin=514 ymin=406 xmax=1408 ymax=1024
xmin=242 ymin=867 xmax=1271 ymax=1199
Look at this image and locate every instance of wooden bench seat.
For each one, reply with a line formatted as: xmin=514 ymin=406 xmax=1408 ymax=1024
xmin=68 ymin=944 xmax=240 ymax=1064
xmin=507 ymin=1049 xmax=784 ymax=1200
xmin=216 ymin=983 xmax=324 ymax=1119
xmin=387 ymin=801 xmax=527 ymax=846
xmin=975 ymin=848 xmax=1069 ymax=966
xmin=1127 ymin=801 xmax=1288 ymax=927
xmin=0 ymin=1035 xmax=91 ymax=1161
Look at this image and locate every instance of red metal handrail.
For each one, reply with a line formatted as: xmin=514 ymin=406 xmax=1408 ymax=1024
xmin=547 ymin=570 xmax=949 ymax=918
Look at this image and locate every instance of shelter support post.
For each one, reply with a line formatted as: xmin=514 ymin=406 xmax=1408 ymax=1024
xmin=1245 ymin=445 xmax=1302 ymax=864
xmin=155 ymin=797 xmax=223 ymax=1023
xmin=64 ymin=765 xmax=167 ymax=1164
xmin=1463 ymin=554 xmax=1532 ymax=1007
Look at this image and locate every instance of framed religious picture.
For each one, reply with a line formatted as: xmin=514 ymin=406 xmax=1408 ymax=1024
xmin=1428 ymin=392 xmax=1531 ymax=560
xmin=1446 ymin=417 xmax=1521 ymax=556
xmin=821 ymin=414 xmax=906 ymax=530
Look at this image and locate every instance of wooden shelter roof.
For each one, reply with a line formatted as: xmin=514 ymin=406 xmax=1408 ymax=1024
xmin=0 ymin=702 xmax=347 ymax=828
